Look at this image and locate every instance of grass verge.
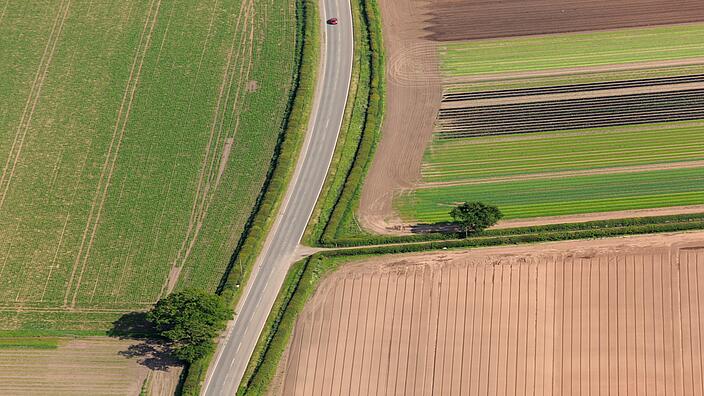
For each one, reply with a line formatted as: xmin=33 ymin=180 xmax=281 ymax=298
xmin=178 ymin=0 xmax=319 ymax=394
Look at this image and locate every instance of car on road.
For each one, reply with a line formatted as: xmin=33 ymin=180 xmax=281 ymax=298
xmin=327 ymin=17 xmax=338 ymax=25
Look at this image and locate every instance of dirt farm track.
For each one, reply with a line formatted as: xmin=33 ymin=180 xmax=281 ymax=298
xmin=273 ymin=233 xmax=704 ymax=395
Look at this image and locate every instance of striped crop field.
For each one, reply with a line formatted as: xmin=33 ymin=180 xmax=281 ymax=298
xmin=0 ymin=0 xmax=296 ymax=331
xmin=398 ymin=167 xmax=704 ymax=222
xmin=437 ymin=89 xmax=704 ymax=138
xmin=440 ymin=23 xmax=704 ymax=77
xmin=422 ymin=122 xmax=704 ymax=183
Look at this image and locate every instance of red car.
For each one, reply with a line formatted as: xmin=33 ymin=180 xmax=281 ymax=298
xmin=327 ymin=17 xmax=338 ymax=25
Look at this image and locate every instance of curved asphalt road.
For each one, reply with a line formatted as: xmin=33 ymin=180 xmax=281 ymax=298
xmin=201 ymin=0 xmax=353 ymax=394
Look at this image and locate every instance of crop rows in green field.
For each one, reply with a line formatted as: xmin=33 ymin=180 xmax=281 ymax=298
xmin=440 ymin=23 xmax=704 ymax=76
xmin=422 ymin=122 xmax=704 ymax=182
xmin=445 ymin=64 xmax=704 ymax=93
xmin=398 ymin=167 xmax=704 ymax=223
xmin=0 ymin=0 xmax=295 ymax=331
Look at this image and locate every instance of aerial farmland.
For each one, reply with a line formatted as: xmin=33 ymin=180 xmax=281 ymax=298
xmin=0 ymin=0 xmax=297 ymax=331
xmin=359 ymin=0 xmax=704 ymax=233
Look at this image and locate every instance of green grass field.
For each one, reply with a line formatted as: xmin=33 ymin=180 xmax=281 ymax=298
xmin=398 ymin=167 xmax=704 ymax=222
xmin=445 ymin=64 xmax=704 ymax=93
xmin=440 ymin=23 xmax=704 ymax=76
xmin=423 ymin=122 xmax=704 ymax=182
xmin=0 ymin=0 xmax=296 ymax=331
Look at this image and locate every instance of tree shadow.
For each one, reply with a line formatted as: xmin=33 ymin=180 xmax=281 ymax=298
xmin=109 ymin=311 xmax=183 ymax=372
xmin=117 ymin=339 xmax=183 ymax=371
xmin=407 ymin=221 xmax=461 ymax=235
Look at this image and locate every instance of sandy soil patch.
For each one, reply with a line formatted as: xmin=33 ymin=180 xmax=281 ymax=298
xmin=273 ymin=231 xmax=704 ymax=395
xmin=426 ymin=0 xmax=704 ymax=41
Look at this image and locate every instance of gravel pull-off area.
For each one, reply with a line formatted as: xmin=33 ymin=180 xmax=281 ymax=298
xmin=273 ymin=232 xmax=704 ymax=395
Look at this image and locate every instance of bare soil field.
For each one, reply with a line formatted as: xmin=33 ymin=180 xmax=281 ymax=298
xmin=0 ymin=337 xmax=180 ymax=396
xmin=426 ymin=0 xmax=704 ymax=41
xmin=358 ymin=0 xmax=442 ymax=233
xmin=274 ymin=232 xmax=704 ymax=395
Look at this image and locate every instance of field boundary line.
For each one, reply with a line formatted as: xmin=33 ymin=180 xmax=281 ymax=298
xmin=0 ymin=0 xmax=70 ymax=211
xmin=64 ymin=0 xmax=161 ymax=307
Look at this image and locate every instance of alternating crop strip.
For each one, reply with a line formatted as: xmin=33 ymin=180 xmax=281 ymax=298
xmin=437 ymin=89 xmax=704 ymax=138
xmin=442 ymin=74 xmax=704 ymax=101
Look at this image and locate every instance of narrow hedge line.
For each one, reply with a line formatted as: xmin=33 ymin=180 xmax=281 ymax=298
xmin=326 ymin=220 xmax=704 ymax=256
xmin=319 ymin=212 xmax=704 ymax=247
xmin=178 ymin=0 xmax=319 ymax=394
xmin=316 ymin=0 xmax=385 ymax=245
xmin=236 ymin=217 xmax=704 ymax=395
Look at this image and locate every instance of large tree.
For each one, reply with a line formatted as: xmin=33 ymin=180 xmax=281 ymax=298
xmin=449 ymin=201 xmax=503 ymax=237
xmin=147 ymin=289 xmax=231 ymax=363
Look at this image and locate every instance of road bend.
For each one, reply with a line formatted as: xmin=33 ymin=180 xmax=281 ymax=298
xmin=201 ymin=0 xmax=353 ymax=394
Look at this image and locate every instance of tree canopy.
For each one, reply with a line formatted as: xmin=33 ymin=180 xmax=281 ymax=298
xmin=147 ymin=289 xmax=231 ymax=363
xmin=449 ymin=201 xmax=503 ymax=237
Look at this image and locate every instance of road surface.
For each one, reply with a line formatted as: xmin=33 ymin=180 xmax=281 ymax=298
xmin=201 ymin=0 xmax=353 ymax=394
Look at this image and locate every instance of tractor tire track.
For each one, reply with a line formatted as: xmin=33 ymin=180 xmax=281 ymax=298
xmin=0 ymin=0 xmax=71 ymax=211
xmin=64 ymin=0 xmax=162 ymax=307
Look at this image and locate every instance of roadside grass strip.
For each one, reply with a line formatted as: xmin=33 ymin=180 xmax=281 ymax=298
xmin=439 ymin=23 xmax=704 ymax=76
xmin=422 ymin=122 xmax=704 ymax=182
xmin=398 ymin=167 xmax=704 ymax=222
xmin=0 ymin=0 xmax=296 ymax=331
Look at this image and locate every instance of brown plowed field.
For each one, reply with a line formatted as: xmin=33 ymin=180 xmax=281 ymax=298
xmin=426 ymin=0 xmax=704 ymax=41
xmin=0 ymin=338 xmax=145 ymax=395
xmin=274 ymin=232 xmax=704 ymax=395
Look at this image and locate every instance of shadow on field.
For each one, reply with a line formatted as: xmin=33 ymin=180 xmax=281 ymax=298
xmin=407 ymin=221 xmax=460 ymax=235
xmin=109 ymin=311 xmax=183 ymax=372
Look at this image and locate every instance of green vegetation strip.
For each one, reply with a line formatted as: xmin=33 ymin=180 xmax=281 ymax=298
xmin=440 ymin=23 xmax=704 ymax=76
xmin=423 ymin=122 xmax=704 ymax=182
xmin=398 ymin=167 xmax=704 ymax=223
xmin=445 ymin=64 xmax=704 ymax=93
xmin=0 ymin=337 xmax=59 ymax=349
xmin=179 ymin=0 xmax=318 ymax=395
xmin=304 ymin=0 xmax=385 ymax=244
xmin=236 ymin=217 xmax=704 ymax=395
